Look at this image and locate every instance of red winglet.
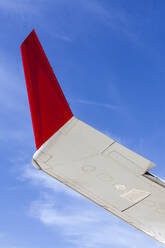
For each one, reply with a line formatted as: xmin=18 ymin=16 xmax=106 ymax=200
xmin=21 ymin=30 xmax=73 ymax=149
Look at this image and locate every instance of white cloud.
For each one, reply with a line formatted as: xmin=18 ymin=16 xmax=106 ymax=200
xmin=54 ymin=34 xmax=72 ymax=42
xmin=0 ymin=58 xmax=33 ymax=143
xmin=77 ymin=0 xmax=138 ymax=42
xmin=0 ymin=232 xmax=6 ymax=239
xmin=0 ymin=0 xmax=138 ymax=44
xmin=0 ymin=61 xmax=24 ymax=110
xmin=29 ymin=197 xmax=161 ymax=248
xmin=70 ymin=99 xmax=118 ymax=110
xmin=22 ymin=166 xmax=162 ymax=248
xmin=22 ymin=165 xmax=82 ymax=198
xmin=0 ymin=0 xmax=36 ymax=14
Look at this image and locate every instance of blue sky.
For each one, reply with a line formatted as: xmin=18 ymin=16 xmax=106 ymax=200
xmin=1 ymin=0 xmax=165 ymax=247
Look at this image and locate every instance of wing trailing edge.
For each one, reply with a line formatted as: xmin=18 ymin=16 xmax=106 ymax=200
xmin=21 ymin=30 xmax=73 ymax=149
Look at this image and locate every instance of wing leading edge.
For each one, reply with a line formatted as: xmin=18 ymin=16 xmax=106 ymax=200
xmin=21 ymin=30 xmax=165 ymax=245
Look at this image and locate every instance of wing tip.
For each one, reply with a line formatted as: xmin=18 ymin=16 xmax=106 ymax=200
xmin=21 ymin=30 xmax=73 ymax=150
xmin=21 ymin=29 xmax=36 ymax=48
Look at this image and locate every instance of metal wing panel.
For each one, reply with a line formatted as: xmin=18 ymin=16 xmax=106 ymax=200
xmin=32 ymin=117 xmax=165 ymax=245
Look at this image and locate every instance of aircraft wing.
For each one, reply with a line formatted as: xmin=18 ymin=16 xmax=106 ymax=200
xmin=21 ymin=30 xmax=165 ymax=245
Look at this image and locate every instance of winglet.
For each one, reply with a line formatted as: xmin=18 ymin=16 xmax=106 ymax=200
xmin=21 ymin=30 xmax=73 ymax=149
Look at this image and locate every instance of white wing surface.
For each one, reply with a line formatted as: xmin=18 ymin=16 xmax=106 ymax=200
xmin=21 ymin=30 xmax=165 ymax=245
